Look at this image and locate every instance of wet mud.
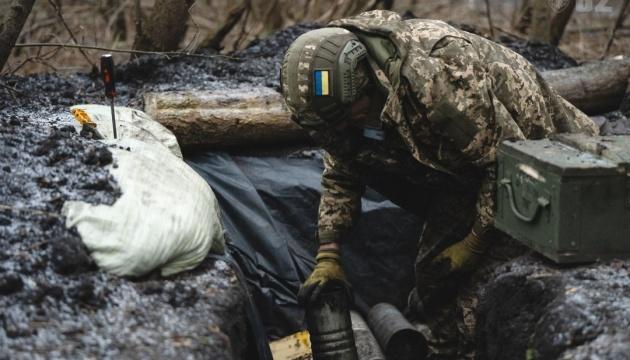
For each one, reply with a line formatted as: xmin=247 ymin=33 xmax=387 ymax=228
xmin=1 ymin=18 xmax=630 ymax=359
xmin=475 ymin=254 xmax=630 ymax=360
xmin=0 ymin=23 xmax=321 ymax=359
xmin=0 ymin=115 xmax=248 ymax=358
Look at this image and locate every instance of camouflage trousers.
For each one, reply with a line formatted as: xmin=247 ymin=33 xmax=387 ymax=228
xmin=364 ymin=169 xmax=481 ymax=359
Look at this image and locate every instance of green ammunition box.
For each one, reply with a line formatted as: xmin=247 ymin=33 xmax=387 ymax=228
xmin=495 ymin=135 xmax=630 ymax=263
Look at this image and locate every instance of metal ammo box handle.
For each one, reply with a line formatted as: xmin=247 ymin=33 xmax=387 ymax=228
xmin=500 ymin=179 xmax=550 ymax=223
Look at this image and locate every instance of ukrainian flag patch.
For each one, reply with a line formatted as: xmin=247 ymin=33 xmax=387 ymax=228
xmin=314 ymin=70 xmax=330 ymax=96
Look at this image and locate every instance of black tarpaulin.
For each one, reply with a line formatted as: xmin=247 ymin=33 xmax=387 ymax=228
xmin=186 ymin=149 xmax=422 ymax=339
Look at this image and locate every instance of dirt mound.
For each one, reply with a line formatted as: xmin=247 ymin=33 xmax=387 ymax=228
xmin=452 ymin=23 xmax=578 ymax=71
xmin=0 ymin=22 xmax=324 ymax=359
xmin=476 ymin=255 xmax=630 ymax=359
xmin=0 ymin=113 xmax=248 ymax=358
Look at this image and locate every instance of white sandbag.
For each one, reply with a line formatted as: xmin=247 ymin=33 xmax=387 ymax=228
xmin=62 ymin=138 xmax=225 ymax=277
xmin=70 ymin=104 xmax=182 ymax=158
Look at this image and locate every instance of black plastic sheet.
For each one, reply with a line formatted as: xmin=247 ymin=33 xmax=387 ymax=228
xmin=187 ymin=149 xmax=422 ymax=339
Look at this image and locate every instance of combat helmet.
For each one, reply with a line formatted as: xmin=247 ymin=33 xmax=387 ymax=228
xmin=280 ymin=27 xmax=369 ymax=130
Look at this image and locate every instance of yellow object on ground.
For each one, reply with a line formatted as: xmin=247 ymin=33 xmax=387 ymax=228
xmin=71 ymin=108 xmax=97 ymax=127
xmin=270 ymin=330 xmax=312 ymax=360
xmin=69 ymin=104 xmax=183 ymax=158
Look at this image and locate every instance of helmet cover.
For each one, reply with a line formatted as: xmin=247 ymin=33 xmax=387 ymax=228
xmin=281 ymin=27 xmax=369 ymax=130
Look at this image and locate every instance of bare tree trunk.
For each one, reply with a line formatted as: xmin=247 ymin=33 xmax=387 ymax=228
xmin=133 ymin=0 xmax=194 ymax=51
xmin=108 ymin=0 xmax=128 ymax=41
xmin=514 ymin=0 xmax=533 ymax=34
xmin=203 ymin=1 xmax=248 ymax=50
xmin=528 ymin=0 xmax=575 ymax=45
xmin=0 ymin=0 xmax=35 ymax=72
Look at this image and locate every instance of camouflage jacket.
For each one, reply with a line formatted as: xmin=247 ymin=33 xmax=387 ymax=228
xmin=313 ymin=10 xmax=598 ymax=244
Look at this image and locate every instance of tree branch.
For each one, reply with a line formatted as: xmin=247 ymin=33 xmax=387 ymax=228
xmin=603 ymin=0 xmax=630 ymax=58
xmin=12 ymin=42 xmax=239 ymax=60
xmin=46 ymin=0 xmax=97 ymax=70
xmin=0 ymin=0 xmax=36 ymax=72
xmin=0 ymin=81 xmax=25 ymax=99
xmin=484 ymin=0 xmax=496 ymax=39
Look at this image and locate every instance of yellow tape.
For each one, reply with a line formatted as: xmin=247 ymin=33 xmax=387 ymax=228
xmin=71 ymin=108 xmax=97 ymax=128
xmin=321 ymin=71 xmax=329 ymax=96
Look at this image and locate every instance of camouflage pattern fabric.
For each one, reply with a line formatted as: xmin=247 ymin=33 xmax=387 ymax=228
xmin=313 ymin=10 xmax=598 ymax=246
xmin=282 ymin=11 xmax=600 ymax=358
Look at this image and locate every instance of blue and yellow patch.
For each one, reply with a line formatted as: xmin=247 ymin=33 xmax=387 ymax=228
xmin=314 ymin=70 xmax=330 ymax=96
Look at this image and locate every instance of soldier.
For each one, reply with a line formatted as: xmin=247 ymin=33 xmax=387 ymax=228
xmin=280 ymin=10 xmax=597 ymax=318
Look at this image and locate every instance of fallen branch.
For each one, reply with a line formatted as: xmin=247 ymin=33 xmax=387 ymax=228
xmin=12 ymin=43 xmax=240 ymax=60
xmin=0 ymin=82 xmax=25 ymax=100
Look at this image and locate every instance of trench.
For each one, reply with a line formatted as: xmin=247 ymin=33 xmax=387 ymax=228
xmin=2 ymin=22 xmax=630 ymax=360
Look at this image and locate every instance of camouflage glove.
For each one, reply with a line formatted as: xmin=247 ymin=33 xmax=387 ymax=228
xmin=298 ymin=250 xmax=351 ymax=304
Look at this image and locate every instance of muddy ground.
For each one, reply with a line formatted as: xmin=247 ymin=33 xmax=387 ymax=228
xmin=0 ymin=23 xmax=324 ymax=359
xmin=2 ymin=20 xmax=630 ymax=360
xmin=0 ymin=117 xmax=249 ymax=359
xmin=475 ymin=254 xmax=630 ymax=359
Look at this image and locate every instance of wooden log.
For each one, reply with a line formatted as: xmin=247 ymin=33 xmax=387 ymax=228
xmin=542 ymin=59 xmax=630 ymax=115
xmin=144 ymin=86 xmax=308 ymax=148
xmin=145 ymin=59 xmax=630 ymax=148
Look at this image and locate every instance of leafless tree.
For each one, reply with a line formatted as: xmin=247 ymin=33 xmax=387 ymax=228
xmin=0 ymin=0 xmax=36 ymax=72
xmin=515 ymin=0 xmax=576 ymax=46
xmin=133 ymin=0 xmax=195 ymax=51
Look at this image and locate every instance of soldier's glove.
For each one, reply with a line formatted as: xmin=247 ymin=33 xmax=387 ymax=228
xmin=411 ymin=230 xmax=494 ymax=318
xmin=298 ymin=250 xmax=351 ymax=304
xmin=416 ymin=230 xmax=490 ymax=299
xmin=433 ymin=230 xmax=489 ymax=274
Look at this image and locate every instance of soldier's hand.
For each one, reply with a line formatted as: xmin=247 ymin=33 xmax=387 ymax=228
xmin=434 ymin=230 xmax=487 ymax=273
xmin=412 ymin=231 xmax=490 ymax=317
xmin=298 ymin=249 xmax=351 ymax=304
xmin=417 ymin=230 xmax=490 ymax=295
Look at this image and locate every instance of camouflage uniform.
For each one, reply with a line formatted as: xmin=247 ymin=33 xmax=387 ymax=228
xmin=295 ymin=11 xmax=598 ymax=356
xmin=311 ymin=10 xmax=598 ymax=250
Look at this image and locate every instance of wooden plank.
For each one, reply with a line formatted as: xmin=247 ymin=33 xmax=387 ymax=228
xmin=270 ymin=330 xmax=312 ymax=360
